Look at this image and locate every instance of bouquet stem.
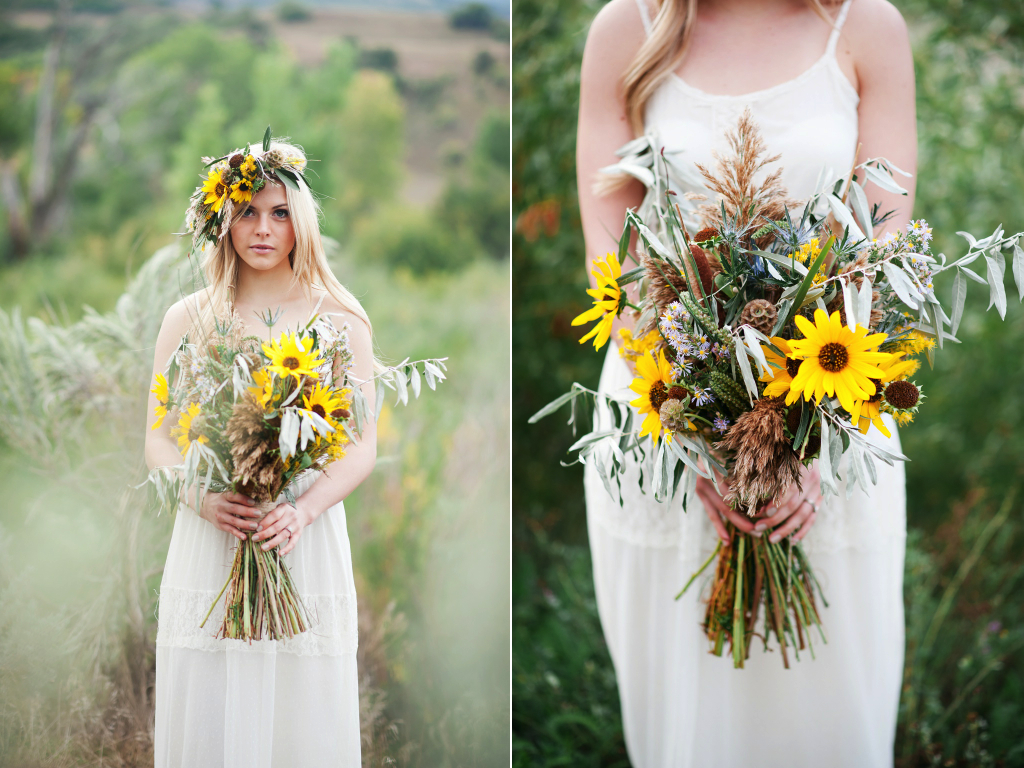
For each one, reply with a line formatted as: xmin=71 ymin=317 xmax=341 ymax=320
xmin=201 ymin=523 xmax=310 ymax=642
xmin=679 ymin=524 xmax=827 ymax=669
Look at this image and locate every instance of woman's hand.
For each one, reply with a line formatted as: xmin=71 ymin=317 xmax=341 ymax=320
xmin=198 ymin=491 xmax=263 ymax=541
xmin=252 ymin=500 xmax=317 ymax=556
xmin=754 ymin=462 xmax=823 ymax=544
xmin=695 ymin=473 xmax=757 ymax=545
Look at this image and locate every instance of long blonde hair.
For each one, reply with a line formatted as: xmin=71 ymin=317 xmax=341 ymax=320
xmin=183 ymin=139 xmax=383 ymax=372
xmin=623 ymin=0 xmax=840 ymax=136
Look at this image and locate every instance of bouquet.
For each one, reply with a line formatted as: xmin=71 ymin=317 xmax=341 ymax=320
xmin=148 ymin=308 xmax=448 ymax=642
xmin=532 ymin=110 xmax=1024 ymax=668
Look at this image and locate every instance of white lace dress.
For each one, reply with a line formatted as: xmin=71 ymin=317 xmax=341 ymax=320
xmin=154 ymin=313 xmax=360 ymax=768
xmin=584 ymin=2 xmax=907 ymax=766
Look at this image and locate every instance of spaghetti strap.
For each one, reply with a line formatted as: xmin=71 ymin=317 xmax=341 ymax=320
xmin=826 ymin=0 xmax=853 ymax=55
xmin=634 ymin=0 xmax=653 ymax=37
xmin=307 ymin=291 xmax=327 ymax=321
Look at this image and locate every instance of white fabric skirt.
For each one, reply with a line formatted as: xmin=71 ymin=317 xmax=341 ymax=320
xmin=154 ymin=471 xmax=360 ymax=768
xmin=584 ymin=345 xmax=906 ymax=768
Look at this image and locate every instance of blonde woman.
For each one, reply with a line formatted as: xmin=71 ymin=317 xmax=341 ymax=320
xmin=577 ymin=0 xmax=916 ymax=765
xmin=145 ymin=138 xmax=376 ymax=767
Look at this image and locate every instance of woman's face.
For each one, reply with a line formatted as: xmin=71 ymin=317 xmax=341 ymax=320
xmin=229 ymin=181 xmax=296 ymax=272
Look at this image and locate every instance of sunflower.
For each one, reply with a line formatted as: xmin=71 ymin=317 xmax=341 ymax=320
xmin=787 ymin=309 xmax=892 ymax=416
xmin=151 ymin=372 xmax=169 ymax=430
xmin=201 ymin=168 xmax=230 ymax=213
xmin=172 ymin=403 xmax=208 ymax=453
xmin=572 ymin=252 xmax=623 ymax=351
xmin=630 ymin=349 xmax=677 ymax=444
xmin=855 ymin=353 xmax=917 ymax=438
xmin=263 ymin=333 xmax=325 ymax=383
xmin=304 ymin=383 xmax=344 ymax=427
xmin=759 ymin=337 xmax=802 ymax=405
xmin=239 ymin=154 xmax=258 ymax=180
xmin=230 ymin=177 xmax=255 ymax=204
xmin=248 ymin=368 xmax=275 ymax=408
xmin=617 ymin=327 xmax=659 ymax=363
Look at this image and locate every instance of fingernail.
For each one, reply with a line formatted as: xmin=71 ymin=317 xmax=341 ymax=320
xmin=754 ymin=522 xmax=767 ymax=532
xmin=769 ymin=534 xmax=780 ymax=543
xmin=262 ymin=543 xmax=270 ymax=550
xmin=256 ymin=525 xmax=263 ymax=531
xmin=750 ymin=530 xmax=762 ymax=538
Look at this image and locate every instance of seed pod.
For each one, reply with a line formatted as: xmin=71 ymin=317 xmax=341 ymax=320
xmin=884 ymin=380 xmax=920 ymax=410
xmin=739 ymin=299 xmax=778 ymax=336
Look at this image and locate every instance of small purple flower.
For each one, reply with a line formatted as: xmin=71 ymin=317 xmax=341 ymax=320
xmin=987 ymin=621 xmax=1002 ymax=634
xmin=693 ymin=387 xmax=715 ymax=407
xmin=713 ymin=416 xmax=730 ymax=433
xmin=713 ymin=344 xmax=731 ymax=362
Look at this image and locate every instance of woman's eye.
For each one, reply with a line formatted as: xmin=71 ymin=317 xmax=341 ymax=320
xmin=274 ymin=210 xmax=288 ymax=218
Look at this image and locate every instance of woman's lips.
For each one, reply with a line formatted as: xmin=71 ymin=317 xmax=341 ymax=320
xmin=250 ymin=244 xmax=275 ymax=253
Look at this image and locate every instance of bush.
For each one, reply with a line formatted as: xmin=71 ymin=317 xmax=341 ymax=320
xmin=473 ymin=49 xmax=495 ymax=76
xmin=275 ymin=0 xmax=310 ymax=22
xmin=358 ymin=46 xmax=398 ymax=73
xmin=354 ymin=205 xmax=476 ymax=275
xmin=450 ymin=2 xmax=492 ymax=31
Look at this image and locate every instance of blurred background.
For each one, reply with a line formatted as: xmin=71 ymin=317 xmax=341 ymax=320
xmin=0 ymin=0 xmax=509 ymax=765
xmin=513 ymin=1 xmax=1024 ymax=765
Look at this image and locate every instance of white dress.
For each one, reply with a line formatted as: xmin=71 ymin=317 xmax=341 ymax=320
xmin=584 ymin=2 xmax=907 ymax=766
xmin=154 ymin=312 xmax=360 ymax=768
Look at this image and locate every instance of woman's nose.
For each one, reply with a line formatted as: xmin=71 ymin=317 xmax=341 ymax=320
xmin=255 ymin=213 xmax=272 ymax=236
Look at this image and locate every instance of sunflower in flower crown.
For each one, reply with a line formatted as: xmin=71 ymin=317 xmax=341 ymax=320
xmin=184 ymin=127 xmax=314 ymax=249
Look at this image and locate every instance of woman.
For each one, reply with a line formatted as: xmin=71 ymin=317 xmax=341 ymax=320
xmin=144 ymin=138 xmax=376 ymax=767
xmin=576 ymin=0 xmax=916 ymax=765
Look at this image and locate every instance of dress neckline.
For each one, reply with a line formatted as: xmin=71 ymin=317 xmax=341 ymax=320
xmin=668 ymin=51 xmax=856 ymax=103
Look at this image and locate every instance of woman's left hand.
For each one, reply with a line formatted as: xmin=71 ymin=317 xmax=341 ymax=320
xmin=253 ymin=500 xmax=316 ymax=556
xmin=754 ymin=462 xmax=823 ymax=544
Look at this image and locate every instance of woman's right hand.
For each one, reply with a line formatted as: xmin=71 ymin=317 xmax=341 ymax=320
xmin=197 ymin=491 xmax=262 ymax=541
xmin=694 ymin=474 xmax=758 ymax=546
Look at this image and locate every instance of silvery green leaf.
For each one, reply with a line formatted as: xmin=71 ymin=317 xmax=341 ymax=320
xmin=864 ymin=165 xmax=908 ymax=195
xmin=569 ymin=430 xmax=621 ymax=453
xmin=742 ymin=326 xmax=771 ymax=376
xmin=529 ymin=389 xmax=581 ymax=423
xmin=826 ymin=195 xmax=864 ymax=241
xmin=423 ymin=365 xmax=436 ymax=390
xmin=279 ymin=408 xmax=301 ymax=460
xmin=848 ymin=445 xmax=864 ymax=493
xmin=306 ymin=409 xmax=334 ymax=435
xmin=862 ymin=447 xmax=878 ymax=485
xmin=652 ymin=439 xmax=666 ymax=499
xmin=342 ymin=421 xmax=359 ymax=446
xmin=394 ymin=369 xmax=408 ymax=405
xmin=424 ymin=360 xmax=446 ymax=382
xmin=959 ymin=266 xmax=987 ymax=285
xmin=284 ymin=487 xmax=297 ymax=506
xmin=858 ymin=274 xmax=874 ymax=328
xmin=957 ymin=230 xmax=979 ymax=249
xmin=626 ymin=212 xmax=671 ymax=258
xmin=1014 ymin=242 xmax=1024 ymax=302
xmin=842 ymin=277 xmax=859 ymax=330
xmin=818 ymin=417 xmax=837 ymax=496
xmin=756 ymin=250 xmax=809 ymax=276
xmin=281 ymin=382 xmax=302 ymax=407
xmin=409 ymin=364 xmax=421 ymax=398
xmin=862 ymin=439 xmax=908 ymax=465
xmin=375 ymin=382 xmax=386 ymax=421
xmin=984 ymin=249 xmax=1007 ymax=319
xmin=666 ymin=436 xmax=712 ymax=479
xmin=848 ymin=180 xmax=873 ymax=240
xmin=351 ymin=387 xmax=366 ymax=437
xmin=882 ymin=262 xmax=921 ymax=309
xmin=601 ymin=162 xmax=655 ymax=187
xmin=734 ymin=345 xmax=758 ymax=402
xmin=763 ymin=259 xmax=783 ymax=280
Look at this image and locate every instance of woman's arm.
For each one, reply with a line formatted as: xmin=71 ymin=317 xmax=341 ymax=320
xmin=253 ymin=313 xmax=377 ymax=555
xmin=845 ymin=0 xmax=918 ymax=233
xmin=576 ymin=0 xmax=649 ymax=340
xmin=145 ymin=299 xmax=192 ymax=471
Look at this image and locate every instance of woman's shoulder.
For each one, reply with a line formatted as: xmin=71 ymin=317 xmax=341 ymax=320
xmin=583 ymin=0 xmax=648 ymax=72
xmin=842 ymin=0 xmax=911 ymax=62
xmin=158 ymin=290 xmax=209 ymax=340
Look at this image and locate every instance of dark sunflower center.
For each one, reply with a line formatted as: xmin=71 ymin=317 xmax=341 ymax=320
xmin=188 ymin=426 xmax=200 ymax=442
xmin=215 ymin=183 xmax=227 ymax=196
xmin=786 ymin=357 xmax=802 ymax=378
xmin=283 ymin=356 xmax=300 ymax=370
xmin=331 ymin=407 xmax=350 ymax=419
xmin=885 ymin=380 xmax=920 ymax=410
xmin=817 ymin=342 xmax=849 ymax=373
xmin=867 ymin=379 xmax=882 ymax=403
xmin=312 ymin=404 xmax=326 ymax=417
xmin=648 ymin=381 xmax=669 ymax=412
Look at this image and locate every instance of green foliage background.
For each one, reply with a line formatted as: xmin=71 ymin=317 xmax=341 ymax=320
xmin=0 ymin=4 xmax=510 ymax=766
xmin=512 ymin=1 xmax=1024 ymax=765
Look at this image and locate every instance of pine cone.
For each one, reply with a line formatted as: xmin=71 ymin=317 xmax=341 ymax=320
xmin=739 ymin=299 xmax=778 ymax=335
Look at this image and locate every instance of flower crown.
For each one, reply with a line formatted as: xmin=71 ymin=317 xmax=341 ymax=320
xmin=185 ymin=126 xmax=310 ymax=248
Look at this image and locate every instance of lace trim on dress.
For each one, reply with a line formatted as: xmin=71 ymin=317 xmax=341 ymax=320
xmin=155 ymin=586 xmax=358 ymax=657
